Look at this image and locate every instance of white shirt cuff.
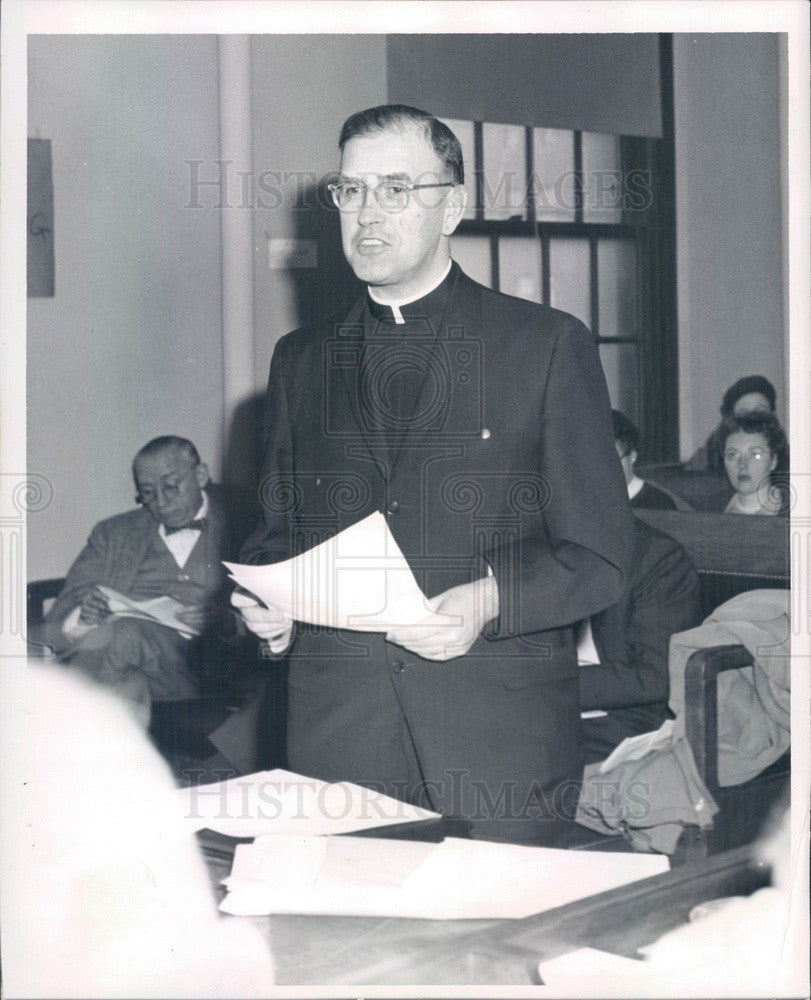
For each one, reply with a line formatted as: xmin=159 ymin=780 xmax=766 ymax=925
xmin=62 ymin=604 xmax=98 ymax=641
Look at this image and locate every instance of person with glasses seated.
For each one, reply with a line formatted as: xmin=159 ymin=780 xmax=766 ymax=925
xmin=719 ymin=411 xmax=790 ymax=515
xmin=612 ymin=410 xmax=679 ymax=510
xmin=45 ymin=436 xmax=246 ymax=732
xmin=684 ymin=374 xmax=778 ymax=472
xmin=235 ymin=104 xmax=633 ymax=846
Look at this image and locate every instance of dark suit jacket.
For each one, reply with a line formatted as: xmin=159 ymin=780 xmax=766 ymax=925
xmin=578 ymin=518 xmax=701 ymax=763
xmin=630 ymin=481 xmax=678 ymax=511
xmin=45 ymin=486 xmax=240 ymax=652
xmin=242 ymin=264 xmax=634 ymax=818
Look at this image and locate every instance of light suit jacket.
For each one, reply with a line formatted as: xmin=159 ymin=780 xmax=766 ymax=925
xmin=45 ymin=487 xmax=230 ymax=652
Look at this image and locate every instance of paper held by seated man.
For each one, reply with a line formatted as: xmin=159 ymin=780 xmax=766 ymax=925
xmin=96 ymin=584 xmax=201 ymax=637
xmin=224 ymin=511 xmax=434 ymax=632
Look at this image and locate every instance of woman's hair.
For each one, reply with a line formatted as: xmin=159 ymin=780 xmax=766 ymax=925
xmin=718 ymin=411 xmax=790 ymax=475
xmin=720 ymin=374 xmax=776 ymax=417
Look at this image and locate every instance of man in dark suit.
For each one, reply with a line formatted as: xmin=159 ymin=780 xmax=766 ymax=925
xmin=46 ymin=436 xmax=240 ymax=728
xmin=236 ymin=105 xmax=634 ymax=844
xmin=613 ymin=410 xmax=680 ymax=510
xmin=578 ymin=517 xmax=701 ymax=764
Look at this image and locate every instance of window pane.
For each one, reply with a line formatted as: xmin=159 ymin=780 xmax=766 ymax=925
xmin=498 ymin=237 xmax=542 ymax=303
xmin=582 ymin=132 xmax=622 ymax=224
xmin=597 ymin=239 xmax=637 ymax=338
xmin=599 ymin=342 xmax=638 ymax=422
xmin=439 ymin=117 xmax=476 ymax=220
xmin=532 ymin=127 xmax=576 ymax=223
xmin=549 ymin=238 xmax=590 ymax=329
xmin=451 ymin=234 xmax=492 ymax=288
xmin=482 ymin=123 xmax=527 ymax=221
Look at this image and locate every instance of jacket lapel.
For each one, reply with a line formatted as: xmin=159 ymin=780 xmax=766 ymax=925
xmin=392 ymin=269 xmax=483 ymax=456
xmin=334 ymin=299 xmax=391 ymax=482
xmin=118 ymin=512 xmax=159 ymax=593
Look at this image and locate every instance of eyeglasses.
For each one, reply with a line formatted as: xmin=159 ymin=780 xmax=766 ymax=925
xmin=724 ymin=448 xmax=771 ymax=462
xmin=136 ymin=477 xmax=185 ymax=506
xmin=327 ymin=178 xmax=456 ymax=214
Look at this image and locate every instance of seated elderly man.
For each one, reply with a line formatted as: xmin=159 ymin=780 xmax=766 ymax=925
xmin=578 ymin=517 xmax=701 ymax=764
xmin=45 ymin=436 xmax=241 ymax=729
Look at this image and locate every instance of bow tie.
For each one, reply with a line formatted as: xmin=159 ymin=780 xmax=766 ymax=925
xmin=164 ymin=518 xmax=206 ymax=536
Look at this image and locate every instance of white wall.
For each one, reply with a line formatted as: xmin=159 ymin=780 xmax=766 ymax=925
xmin=674 ymin=34 xmax=786 ymax=458
xmin=250 ymin=35 xmax=387 ymax=386
xmin=27 ymin=35 xmax=223 ymax=579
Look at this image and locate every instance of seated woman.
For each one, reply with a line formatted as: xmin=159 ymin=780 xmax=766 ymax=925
xmin=719 ymin=411 xmax=789 ymax=515
xmin=685 ymin=375 xmax=777 ymax=472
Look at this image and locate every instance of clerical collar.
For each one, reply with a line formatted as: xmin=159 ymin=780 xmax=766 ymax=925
xmin=366 ymin=260 xmax=455 ymax=325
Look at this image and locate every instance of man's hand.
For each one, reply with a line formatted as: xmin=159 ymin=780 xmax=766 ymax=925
xmin=78 ymin=586 xmax=112 ymax=626
xmin=175 ymin=603 xmax=212 ymax=633
xmin=231 ymin=589 xmax=293 ymax=654
xmin=386 ymin=576 xmax=499 ymax=661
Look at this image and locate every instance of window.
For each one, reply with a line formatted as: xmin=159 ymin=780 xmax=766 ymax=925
xmin=442 ymin=106 xmax=677 ymax=460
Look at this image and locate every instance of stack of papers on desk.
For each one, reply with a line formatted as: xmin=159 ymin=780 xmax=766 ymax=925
xmin=219 ymin=835 xmax=669 ymax=919
xmin=179 ymin=768 xmax=440 ymax=839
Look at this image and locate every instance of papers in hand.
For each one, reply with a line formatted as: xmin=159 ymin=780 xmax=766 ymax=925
xmin=178 ymin=767 xmax=440 ymax=839
xmin=224 ymin=511 xmax=431 ymax=631
xmin=220 ymin=835 xmax=669 ymax=919
xmin=97 ymin=585 xmax=199 ymax=637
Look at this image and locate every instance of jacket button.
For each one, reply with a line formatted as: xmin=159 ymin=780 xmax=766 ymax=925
xmin=391 ymin=660 xmax=404 ymax=673
xmin=387 ymin=500 xmax=400 ymax=514
xmin=178 ymin=573 xmax=189 ymax=581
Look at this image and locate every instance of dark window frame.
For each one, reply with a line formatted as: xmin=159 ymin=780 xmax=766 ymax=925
xmin=453 ymin=35 xmax=678 ymax=462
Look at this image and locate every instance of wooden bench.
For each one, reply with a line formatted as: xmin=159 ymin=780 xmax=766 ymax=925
xmin=633 ymin=508 xmax=789 ymax=616
xmin=633 ymin=509 xmax=790 ymax=855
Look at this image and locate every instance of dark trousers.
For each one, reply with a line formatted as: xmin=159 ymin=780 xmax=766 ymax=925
xmin=287 ymin=637 xmax=582 ymax=847
xmin=63 ymin=617 xmax=200 ymax=726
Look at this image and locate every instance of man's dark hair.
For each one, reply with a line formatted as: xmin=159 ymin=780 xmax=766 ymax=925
xmin=339 ymin=104 xmax=464 ymax=185
xmin=720 ymin=375 xmax=776 ymax=417
xmin=132 ymin=435 xmax=200 ymax=479
xmin=718 ymin=411 xmax=789 ymax=474
xmin=611 ymin=410 xmax=639 ymax=457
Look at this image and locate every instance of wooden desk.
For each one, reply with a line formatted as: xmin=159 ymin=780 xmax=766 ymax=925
xmin=199 ymin=833 xmax=768 ymax=986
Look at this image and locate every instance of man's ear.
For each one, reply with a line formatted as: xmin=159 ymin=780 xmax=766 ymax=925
xmin=195 ymin=462 xmax=211 ymax=489
xmin=441 ymin=184 xmax=467 ymax=237
xmin=769 ymin=452 xmax=778 ymax=473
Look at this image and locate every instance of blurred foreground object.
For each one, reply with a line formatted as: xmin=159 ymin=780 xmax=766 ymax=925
xmin=0 ymin=661 xmax=274 ymax=998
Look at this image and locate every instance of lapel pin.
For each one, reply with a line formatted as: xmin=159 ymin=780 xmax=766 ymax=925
xmin=481 ymin=428 xmax=491 ymax=440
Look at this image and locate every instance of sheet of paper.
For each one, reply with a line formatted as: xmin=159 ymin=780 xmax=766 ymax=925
xmin=538 ymin=947 xmax=651 ymax=987
xmin=178 ymin=767 xmax=440 ymax=838
xmin=225 ymin=834 xmax=433 ymax=892
xmin=598 ymin=718 xmax=674 ymax=774
xmin=224 ymin=511 xmax=431 ymax=631
xmin=97 ymin=585 xmax=199 ymax=636
xmin=220 ymin=834 xmax=668 ymax=919
xmin=400 ymin=838 xmax=669 ymax=919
